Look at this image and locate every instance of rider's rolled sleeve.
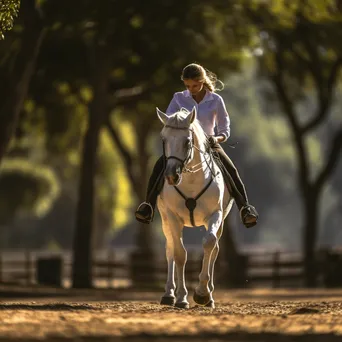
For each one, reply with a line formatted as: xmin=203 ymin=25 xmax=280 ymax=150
xmin=216 ymin=96 xmax=230 ymax=142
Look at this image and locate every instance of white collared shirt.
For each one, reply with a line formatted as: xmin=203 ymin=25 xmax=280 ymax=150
xmin=166 ymin=90 xmax=230 ymax=141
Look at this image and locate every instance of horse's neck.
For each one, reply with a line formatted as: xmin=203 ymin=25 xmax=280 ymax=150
xmin=183 ymin=135 xmax=212 ymax=184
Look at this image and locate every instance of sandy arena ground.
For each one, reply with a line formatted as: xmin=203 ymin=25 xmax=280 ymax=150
xmin=1 ymin=287 xmax=342 ymax=341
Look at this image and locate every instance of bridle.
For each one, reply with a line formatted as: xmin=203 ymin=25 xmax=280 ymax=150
xmin=162 ymin=125 xmax=195 ymax=173
xmin=162 ymin=124 xmax=217 ymax=176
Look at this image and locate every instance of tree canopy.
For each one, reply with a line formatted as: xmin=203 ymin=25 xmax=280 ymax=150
xmin=0 ymin=0 xmax=20 ymax=39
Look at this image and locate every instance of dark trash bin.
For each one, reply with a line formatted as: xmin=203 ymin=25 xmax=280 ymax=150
xmin=323 ymin=252 xmax=342 ymax=288
xmin=36 ymin=257 xmax=63 ymax=287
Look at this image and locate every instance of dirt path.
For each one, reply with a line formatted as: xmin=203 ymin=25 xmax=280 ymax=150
xmin=1 ymin=288 xmax=342 ymax=341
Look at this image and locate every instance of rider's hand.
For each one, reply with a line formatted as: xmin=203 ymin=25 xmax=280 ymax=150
xmin=208 ymin=136 xmax=218 ymax=147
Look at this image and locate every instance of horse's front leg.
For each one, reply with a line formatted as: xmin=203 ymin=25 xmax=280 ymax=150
xmin=206 ymin=223 xmax=224 ymax=308
xmin=159 ymin=204 xmax=176 ymax=306
xmin=160 ymin=237 xmax=176 ymax=305
xmin=194 ymin=211 xmax=222 ymax=306
xmin=168 ymin=213 xmax=189 ymax=309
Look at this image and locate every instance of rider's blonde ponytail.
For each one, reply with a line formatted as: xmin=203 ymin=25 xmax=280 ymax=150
xmin=181 ymin=63 xmax=224 ymax=92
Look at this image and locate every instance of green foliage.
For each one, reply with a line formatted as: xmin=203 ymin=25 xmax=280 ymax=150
xmin=268 ymin=1 xmax=341 ymax=24
xmin=0 ymin=0 xmax=20 ymax=39
xmin=237 ymin=0 xmax=342 ymax=181
xmin=19 ymin=81 xmax=89 ymax=179
xmin=225 ymin=59 xmax=327 ymax=184
xmin=97 ymin=129 xmax=132 ymax=231
xmin=0 ymin=158 xmax=60 ymax=224
xmin=244 ymin=0 xmax=342 ymax=95
xmin=225 ymin=63 xmax=295 ymax=176
xmin=45 ymin=239 xmax=61 ymax=251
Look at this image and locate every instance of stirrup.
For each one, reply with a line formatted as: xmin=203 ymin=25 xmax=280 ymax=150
xmin=136 ymin=201 xmax=154 ymax=215
xmin=240 ymin=205 xmax=258 ymax=229
xmin=135 ymin=202 xmax=154 ymax=224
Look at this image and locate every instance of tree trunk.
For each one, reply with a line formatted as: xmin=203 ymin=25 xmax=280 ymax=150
xmin=303 ymin=191 xmax=319 ymax=287
xmin=72 ymin=45 xmax=108 ymax=288
xmin=0 ymin=0 xmax=45 ymax=162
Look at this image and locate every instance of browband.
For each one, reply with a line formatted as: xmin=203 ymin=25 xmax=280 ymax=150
xmin=164 ymin=125 xmax=194 ymax=132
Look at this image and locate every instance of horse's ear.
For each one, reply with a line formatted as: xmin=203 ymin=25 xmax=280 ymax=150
xmin=156 ymin=107 xmax=168 ymax=125
xmin=189 ymin=106 xmax=197 ymax=124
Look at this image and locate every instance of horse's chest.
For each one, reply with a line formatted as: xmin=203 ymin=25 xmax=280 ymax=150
xmin=161 ymin=182 xmax=223 ymax=226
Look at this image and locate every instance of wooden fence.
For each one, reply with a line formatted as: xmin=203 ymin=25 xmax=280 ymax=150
xmin=0 ymin=249 xmax=341 ymax=289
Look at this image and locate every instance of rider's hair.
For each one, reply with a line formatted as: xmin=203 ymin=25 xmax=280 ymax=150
xmin=181 ymin=63 xmax=224 ymax=92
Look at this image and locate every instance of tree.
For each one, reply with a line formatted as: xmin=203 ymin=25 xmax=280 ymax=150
xmin=0 ymin=0 xmax=20 ymax=39
xmin=240 ymin=0 xmax=342 ymax=286
xmin=0 ymin=0 xmax=45 ymax=163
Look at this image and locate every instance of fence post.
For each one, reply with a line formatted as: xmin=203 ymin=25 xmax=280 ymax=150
xmin=107 ymin=250 xmax=115 ymax=288
xmin=25 ymin=249 xmax=31 ymax=285
xmin=272 ymin=251 xmax=280 ymax=288
xmin=0 ymin=252 xmax=2 ymax=283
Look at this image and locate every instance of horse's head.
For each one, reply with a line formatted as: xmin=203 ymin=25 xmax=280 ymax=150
xmin=157 ymin=107 xmax=196 ymax=186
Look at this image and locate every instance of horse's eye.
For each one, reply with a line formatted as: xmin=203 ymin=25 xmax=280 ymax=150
xmin=184 ymin=138 xmax=191 ymax=147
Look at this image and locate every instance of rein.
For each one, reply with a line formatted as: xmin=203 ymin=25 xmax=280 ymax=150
xmin=162 ymin=124 xmax=218 ymax=226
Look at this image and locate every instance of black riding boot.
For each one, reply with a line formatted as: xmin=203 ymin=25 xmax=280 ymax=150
xmin=212 ymin=144 xmax=258 ymax=228
xmin=135 ymin=156 xmax=165 ymax=224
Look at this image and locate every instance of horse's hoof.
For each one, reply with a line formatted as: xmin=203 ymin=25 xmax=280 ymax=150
xmin=175 ymin=301 xmax=189 ymax=309
xmin=160 ymin=296 xmax=175 ymax=306
xmin=205 ymin=300 xmax=215 ymax=309
xmin=193 ymin=291 xmax=211 ymax=305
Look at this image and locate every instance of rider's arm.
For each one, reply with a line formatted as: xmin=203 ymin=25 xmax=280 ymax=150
xmin=216 ymin=96 xmax=230 ymax=143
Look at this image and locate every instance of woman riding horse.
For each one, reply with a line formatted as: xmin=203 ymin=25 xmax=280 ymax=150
xmin=135 ymin=63 xmax=258 ymax=228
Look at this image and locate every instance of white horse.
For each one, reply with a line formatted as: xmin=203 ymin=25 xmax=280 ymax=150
xmin=156 ymin=106 xmax=233 ymax=309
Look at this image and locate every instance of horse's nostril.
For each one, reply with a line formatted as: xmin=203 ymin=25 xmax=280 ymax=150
xmin=166 ymin=175 xmax=174 ymax=185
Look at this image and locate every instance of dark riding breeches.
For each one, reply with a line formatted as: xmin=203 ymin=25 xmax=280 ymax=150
xmin=145 ymin=156 xmax=165 ymax=209
xmin=145 ymin=145 xmax=248 ymax=210
xmin=210 ymin=143 xmax=248 ymax=208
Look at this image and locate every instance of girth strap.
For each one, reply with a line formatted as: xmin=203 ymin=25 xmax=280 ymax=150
xmin=174 ymin=177 xmax=214 ymax=226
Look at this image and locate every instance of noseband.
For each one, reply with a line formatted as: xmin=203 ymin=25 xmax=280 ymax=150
xmin=162 ymin=125 xmax=195 ymax=172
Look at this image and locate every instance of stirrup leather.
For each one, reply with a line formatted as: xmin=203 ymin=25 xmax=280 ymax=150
xmin=136 ymin=201 xmax=154 ymax=217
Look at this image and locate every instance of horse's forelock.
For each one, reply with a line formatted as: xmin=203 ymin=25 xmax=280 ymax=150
xmin=166 ymin=110 xmax=190 ymax=129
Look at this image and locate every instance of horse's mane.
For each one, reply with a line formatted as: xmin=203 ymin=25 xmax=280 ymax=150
xmin=191 ymin=119 xmax=209 ymax=151
xmin=166 ymin=108 xmax=209 ymax=151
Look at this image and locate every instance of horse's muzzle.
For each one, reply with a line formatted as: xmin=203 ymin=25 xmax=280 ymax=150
xmin=165 ymin=163 xmax=182 ymax=186
xmin=165 ymin=173 xmax=182 ymax=186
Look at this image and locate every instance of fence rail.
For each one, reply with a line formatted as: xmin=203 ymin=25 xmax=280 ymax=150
xmin=0 ymin=249 xmax=341 ymax=288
